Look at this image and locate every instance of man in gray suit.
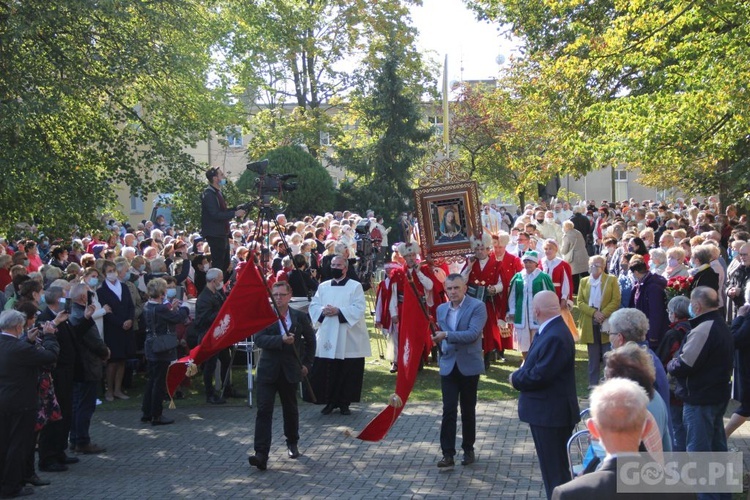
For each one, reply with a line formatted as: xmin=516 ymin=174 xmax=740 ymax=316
xmin=432 ymin=273 xmax=487 ymax=468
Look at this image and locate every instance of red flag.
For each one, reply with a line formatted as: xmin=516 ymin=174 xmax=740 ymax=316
xmin=166 ymin=260 xmax=278 ymax=397
xmin=355 ymin=277 xmax=430 ymax=441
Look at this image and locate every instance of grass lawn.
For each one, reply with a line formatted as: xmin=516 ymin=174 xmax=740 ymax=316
xmin=98 ymin=298 xmax=593 ymax=411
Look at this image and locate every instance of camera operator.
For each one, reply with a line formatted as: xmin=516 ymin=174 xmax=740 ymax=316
xmin=200 ymin=167 xmax=246 ymax=279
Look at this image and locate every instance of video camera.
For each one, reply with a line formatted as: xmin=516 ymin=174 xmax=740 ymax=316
xmin=246 ymin=159 xmax=298 ymax=197
xmin=354 ymin=219 xmax=377 ymax=291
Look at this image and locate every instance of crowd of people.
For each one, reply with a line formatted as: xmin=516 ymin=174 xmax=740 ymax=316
xmin=0 ymin=165 xmax=748 ymax=498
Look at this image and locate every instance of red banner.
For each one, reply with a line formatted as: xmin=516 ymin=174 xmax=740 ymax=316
xmin=166 ymin=261 xmax=278 ymax=398
xmin=355 ymin=278 xmax=430 ymax=441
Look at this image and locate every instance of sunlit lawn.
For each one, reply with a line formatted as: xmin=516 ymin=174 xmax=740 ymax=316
xmin=99 ymin=294 xmax=592 ymax=411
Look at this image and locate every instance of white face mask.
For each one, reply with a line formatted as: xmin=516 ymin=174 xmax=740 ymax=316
xmin=106 ymin=273 xmax=117 ymax=282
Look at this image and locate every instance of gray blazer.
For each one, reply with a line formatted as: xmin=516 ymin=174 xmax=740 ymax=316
xmin=436 ymin=295 xmax=487 ymax=376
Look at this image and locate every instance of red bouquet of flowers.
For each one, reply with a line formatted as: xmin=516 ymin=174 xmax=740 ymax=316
xmin=666 ymin=275 xmax=693 ymax=301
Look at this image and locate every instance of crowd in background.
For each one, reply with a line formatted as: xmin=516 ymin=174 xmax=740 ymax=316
xmin=1 ymin=193 xmax=750 ymax=497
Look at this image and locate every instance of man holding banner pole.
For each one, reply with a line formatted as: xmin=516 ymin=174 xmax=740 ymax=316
xmin=248 ymin=281 xmax=315 ymax=471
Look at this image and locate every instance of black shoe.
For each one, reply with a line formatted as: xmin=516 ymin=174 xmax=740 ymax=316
xmin=38 ymin=462 xmax=67 ymax=472
xmin=2 ymin=486 xmax=34 ymax=497
xmin=248 ymin=454 xmax=267 ymax=471
xmin=59 ymin=454 xmax=79 ymax=465
xmin=23 ymin=473 xmax=50 ymax=486
xmin=339 ymin=405 xmax=351 ymax=416
xmin=437 ymin=456 xmax=455 ymax=468
xmin=461 ymin=450 xmax=475 ymax=466
xmin=389 ymin=363 xmax=397 ymax=373
xmin=320 ymin=403 xmax=337 ymax=415
xmin=140 ymin=415 xmax=152 ymax=423
xmin=287 ymin=443 xmax=299 ymax=459
xmin=206 ymin=394 xmax=226 ymax=405
xmin=151 ymin=416 xmax=174 ymax=426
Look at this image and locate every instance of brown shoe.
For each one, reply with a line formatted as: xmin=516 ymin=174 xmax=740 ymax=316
xmin=75 ymin=443 xmax=106 ymax=455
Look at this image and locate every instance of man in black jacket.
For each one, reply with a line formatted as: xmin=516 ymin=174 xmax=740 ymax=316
xmin=570 ymin=205 xmax=593 ymax=256
xmin=248 ymin=281 xmax=315 ymax=471
xmin=200 ymin=167 xmax=246 ymax=278
xmin=194 ymin=268 xmax=232 ymax=404
xmin=37 ymin=287 xmax=79 ymax=472
xmin=668 ymin=287 xmax=733 ymax=462
xmin=0 ymin=310 xmax=59 ymax=499
xmin=68 ymin=284 xmax=109 ymax=455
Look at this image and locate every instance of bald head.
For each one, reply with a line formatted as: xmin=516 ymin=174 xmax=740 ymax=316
xmin=532 ymin=290 xmax=561 ymax=324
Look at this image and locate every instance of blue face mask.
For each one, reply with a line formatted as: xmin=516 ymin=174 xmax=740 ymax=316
xmin=166 ymin=288 xmax=177 ymax=299
xmin=688 ymin=304 xmax=696 ymax=318
xmin=219 ymin=179 xmax=227 ymax=187
xmin=122 ymin=271 xmax=131 ymax=282
xmin=87 ymin=277 xmax=99 ymax=288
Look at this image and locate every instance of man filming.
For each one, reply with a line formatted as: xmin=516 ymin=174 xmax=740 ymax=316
xmin=200 ymin=167 xmax=246 ymax=278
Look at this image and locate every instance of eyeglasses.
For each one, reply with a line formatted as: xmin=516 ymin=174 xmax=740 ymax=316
xmin=740 ymin=253 xmax=749 ymax=257
xmin=589 ymin=264 xmax=602 ymax=269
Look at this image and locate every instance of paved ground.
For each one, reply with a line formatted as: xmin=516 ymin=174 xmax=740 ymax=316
xmin=30 ymin=400 xmax=750 ymax=499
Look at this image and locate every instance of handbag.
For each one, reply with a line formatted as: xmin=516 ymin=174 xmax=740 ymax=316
xmin=147 ymin=303 xmax=179 ymax=353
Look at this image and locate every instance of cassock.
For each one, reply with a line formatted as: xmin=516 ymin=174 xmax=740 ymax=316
xmin=493 ymin=251 xmax=523 ymax=351
xmin=540 ymin=257 xmax=573 ymax=303
xmin=374 ymin=276 xmax=398 ymax=362
xmin=391 ymin=263 xmax=443 ymax=360
xmin=461 ymin=256 xmax=503 ymax=355
xmin=306 ymin=277 xmax=371 ymax=405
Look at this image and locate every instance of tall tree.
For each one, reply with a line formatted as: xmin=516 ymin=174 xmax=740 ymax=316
xmin=468 ymin=0 xmax=750 ymax=203
xmin=0 ymin=0 xmax=237 ymax=235
xmin=224 ymin=0 xmax=429 ymax=160
xmin=334 ymin=28 xmax=433 ymax=219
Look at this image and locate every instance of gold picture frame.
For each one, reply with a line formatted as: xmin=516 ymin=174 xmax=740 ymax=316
xmin=414 ymin=180 xmax=480 ymax=263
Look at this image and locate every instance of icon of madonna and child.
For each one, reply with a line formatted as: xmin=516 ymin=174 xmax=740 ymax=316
xmin=436 ymin=204 xmax=468 ymax=243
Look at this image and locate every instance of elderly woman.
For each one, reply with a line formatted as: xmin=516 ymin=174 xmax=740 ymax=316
xmin=726 ymin=242 xmax=750 ymax=321
xmin=97 ymin=260 xmax=135 ymax=402
xmin=648 ymin=248 xmax=667 ymax=276
xmin=540 ymin=239 xmax=573 ymax=309
xmin=655 ymin=296 xmax=691 ymax=451
xmin=141 ymin=278 xmax=189 ymax=426
xmin=577 ymin=255 xmax=621 ymax=388
xmin=689 ymin=244 xmax=719 ymax=295
xmin=560 ymin=220 xmax=589 ymax=294
xmin=604 ymin=342 xmax=672 ymax=452
xmin=663 ymin=247 xmax=690 ymax=279
xmin=607 ymin=308 xmax=671 ymax=426
xmin=628 ymin=257 xmax=669 ymax=350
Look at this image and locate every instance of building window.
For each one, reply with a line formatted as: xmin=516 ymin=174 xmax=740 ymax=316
xmin=130 ymin=193 xmax=144 ymax=214
xmin=320 ymin=131 xmax=330 ymax=146
xmin=615 ymin=170 xmax=628 ymax=181
xmin=226 ymin=126 xmax=243 ymax=148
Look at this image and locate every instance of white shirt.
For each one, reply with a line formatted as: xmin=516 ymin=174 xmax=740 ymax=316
xmin=105 ymin=278 xmax=122 ymax=301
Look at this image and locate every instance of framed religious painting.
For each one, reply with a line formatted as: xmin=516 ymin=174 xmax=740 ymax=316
xmin=414 ymin=180 xmax=480 ymax=263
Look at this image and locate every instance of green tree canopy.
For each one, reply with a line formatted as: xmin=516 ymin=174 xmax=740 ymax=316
xmin=0 ymin=0 xmax=238 ymax=235
xmin=468 ymin=0 xmax=750 ymax=203
xmin=237 ymin=145 xmax=335 ymax=219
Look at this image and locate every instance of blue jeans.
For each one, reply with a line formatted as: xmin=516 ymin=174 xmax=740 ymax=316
xmin=669 ymin=403 xmax=686 ymax=452
xmin=70 ymin=381 xmax=98 ymax=447
xmin=683 ymin=401 xmax=731 ymax=500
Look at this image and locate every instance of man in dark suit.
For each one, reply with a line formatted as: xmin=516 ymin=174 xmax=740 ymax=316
xmin=0 ymin=310 xmax=59 ymax=499
xmin=200 ymin=167 xmax=246 ymax=278
xmin=551 ymin=378 xmax=696 ymax=500
xmin=248 ymin=281 xmax=315 ymax=471
xmin=511 ymin=290 xmax=580 ymax=499
xmin=432 ymin=273 xmax=487 ymax=468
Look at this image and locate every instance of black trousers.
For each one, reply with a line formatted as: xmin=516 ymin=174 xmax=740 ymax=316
xmin=308 ymin=357 xmax=364 ymax=405
xmin=205 ymin=236 xmax=230 ymax=278
xmin=203 ymin=348 xmax=231 ymax=396
xmin=529 ymin=423 xmax=575 ymax=499
xmin=0 ymin=410 xmax=35 ymax=497
xmin=440 ymin=365 xmax=479 ymax=457
xmin=254 ymin=375 xmax=299 ymax=457
xmin=38 ymin=366 xmax=74 ymax=466
xmin=142 ymin=360 xmax=169 ymax=419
